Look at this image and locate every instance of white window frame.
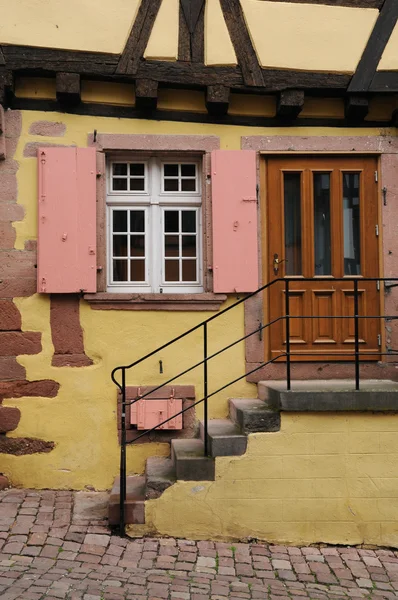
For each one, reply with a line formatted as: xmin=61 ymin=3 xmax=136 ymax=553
xmin=106 ymin=156 xmax=203 ymax=293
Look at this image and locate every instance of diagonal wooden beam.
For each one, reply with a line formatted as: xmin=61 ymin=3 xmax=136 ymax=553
xmin=117 ymin=0 xmax=162 ymax=75
xmin=348 ymin=0 xmax=398 ymax=93
xmin=219 ymin=0 xmax=264 ymax=87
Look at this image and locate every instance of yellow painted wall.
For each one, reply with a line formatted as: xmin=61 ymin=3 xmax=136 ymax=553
xmin=3 ymin=109 xmax=397 ymax=493
xmin=81 ymin=82 xmax=135 ymax=106
xmin=143 ymin=412 xmax=398 ymax=547
xmin=144 ymin=0 xmax=179 ymax=61
xmin=241 ymin=0 xmax=377 ymax=73
xmin=0 ymin=0 xmax=140 ymax=53
xmin=15 ymin=78 xmax=56 ymax=100
xmin=378 ymin=23 xmax=398 ymax=71
xmin=205 ymin=0 xmax=237 ymax=66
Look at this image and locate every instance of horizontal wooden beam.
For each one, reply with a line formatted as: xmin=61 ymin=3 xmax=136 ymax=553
xmin=206 ymin=85 xmax=230 ymax=115
xmin=345 ymin=95 xmax=369 ymax=121
xmin=56 ymin=72 xmax=81 ymax=106
xmin=135 ymin=78 xmax=158 ymax=110
xmin=370 ymin=71 xmax=398 ymax=92
xmin=277 ymin=89 xmax=304 ymax=119
xmin=256 ymin=0 xmax=383 ymax=6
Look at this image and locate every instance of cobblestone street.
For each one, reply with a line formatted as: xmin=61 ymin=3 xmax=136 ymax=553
xmin=1 ymin=488 xmax=398 ymax=600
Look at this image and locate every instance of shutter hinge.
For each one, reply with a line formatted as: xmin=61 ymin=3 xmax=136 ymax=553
xmin=256 ymin=184 xmax=259 ymax=205
xmin=378 ymin=333 xmax=382 ymax=347
xmin=375 ymin=170 xmax=378 ymax=183
xmin=375 ymin=224 xmax=379 ymax=237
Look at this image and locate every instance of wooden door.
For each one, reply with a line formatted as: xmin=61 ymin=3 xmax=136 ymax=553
xmin=266 ymin=156 xmax=380 ymax=361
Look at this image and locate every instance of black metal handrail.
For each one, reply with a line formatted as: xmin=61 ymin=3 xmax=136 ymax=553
xmin=111 ymin=276 xmax=398 ymax=536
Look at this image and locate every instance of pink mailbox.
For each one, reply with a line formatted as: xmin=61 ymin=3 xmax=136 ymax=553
xmin=130 ymin=389 xmax=183 ymax=430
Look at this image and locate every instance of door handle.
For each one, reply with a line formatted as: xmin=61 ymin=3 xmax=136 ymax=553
xmin=273 ymin=253 xmax=287 ymax=275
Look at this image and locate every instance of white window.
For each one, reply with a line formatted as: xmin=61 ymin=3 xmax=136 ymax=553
xmin=106 ymin=157 xmax=203 ymax=293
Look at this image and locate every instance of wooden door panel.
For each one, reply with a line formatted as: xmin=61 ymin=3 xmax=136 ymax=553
xmin=266 ymin=156 xmax=380 ymax=362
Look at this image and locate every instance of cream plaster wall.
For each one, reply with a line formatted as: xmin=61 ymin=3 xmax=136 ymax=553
xmin=81 ymin=82 xmax=136 ymax=106
xmin=144 ymin=0 xmax=179 ymax=61
xmin=378 ymin=23 xmax=398 ymax=71
xmin=144 ymin=413 xmax=398 ymax=547
xmin=0 ymin=0 xmax=140 ymax=53
xmin=241 ymin=0 xmax=378 ymax=73
xmin=205 ymin=0 xmax=237 ymax=66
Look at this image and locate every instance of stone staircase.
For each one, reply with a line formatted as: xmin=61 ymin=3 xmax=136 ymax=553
xmin=108 ymin=393 xmax=281 ymax=526
xmin=108 ymin=379 xmax=398 ymax=527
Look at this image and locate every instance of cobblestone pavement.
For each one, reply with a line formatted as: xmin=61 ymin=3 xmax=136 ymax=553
xmin=1 ymin=489 xmax=398 ymax=600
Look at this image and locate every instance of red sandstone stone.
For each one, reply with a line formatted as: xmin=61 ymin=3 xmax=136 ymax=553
xmin=0 ymin=203 xmax=24 ymax=222
xmin=0 ymin=171 xmax=17 ymax=201
xmin=1 ymin=251 xmax=36 ymax=278
xmin=0 ymin=379 xmax=59 ymax=400
xmin=29 ymin=121 xmax=66 ymax=137
xmin=0 ymin=300 xmax=21 ymax=331
xmin=0 ymin=278 xmax=37 ymax=298
xmin=0 ymin=331 xmax=41 ymax=356
xmin=0 ymin=474 xmax=9 ymax=489
xmin=24 ymin=240 xmax=37 ymax=251
xmin=0 ymin=357 xmax=26 ymax=381
xmin=0 ymin=405 xmax=21 ymax=432
xmin=5 ymin=110 xmax=22 ymax=139
xmin=23 ymin=141 xmax=74 ymax=158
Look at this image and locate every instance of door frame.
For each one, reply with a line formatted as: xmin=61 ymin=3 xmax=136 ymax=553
xmin=261 ymin=154 xmax=383 ymax=361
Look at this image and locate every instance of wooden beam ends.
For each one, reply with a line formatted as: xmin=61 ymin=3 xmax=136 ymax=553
xmin=345 ymin=95 xmax=369 ymax=122
xmin=0 ymin=69 xmax=14 ymax=107
xmin=135 ymin=79 xmax=158 ymax=111
xmin=206 ymin=85 xmax=230 ymax=116
xmin=277 ymin=89 xmax=304 ymax=119
xmin=56 ymin=73 xmax=81 ymax=107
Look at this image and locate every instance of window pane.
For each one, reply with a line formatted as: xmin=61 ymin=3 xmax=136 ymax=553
xmin=182 ymin=211 xmax=196 ymax=233
xmin=130 ymin=260 xmax=145 ymax=282
xmin=181 ymin=179 xmax=196 ymax=192
xmin=130 ymin=211 xmax=145 ymax=233
xmin=182 ymin=235 xmax=196 ymax=257
xmin=130 ymin=178 xmax=145 ymax=191
xmin=343 ymin=173 xmax=361 ymax=275
xmin=113 ymin=211 xmax=127 ymax=232
xmin=182 ymin=260 xmax=197 ymax=282
xmin=164 ymin=164 xmax=178 ymax=177
xmin=165 ymin=260 xmax=179 ymax=281
xmin=165 ymin=211 xmax=179 ymax=233
xmin=181 ymin=164 xmax=196 ymax=177
xmin=130 ymin=163 xmax=145 ymax=176
xmin=113 ymin=260 xmax=127 ymax=282
xmin=130 ymin=236 xmax=145 ymax=257
xmin=164 ymin=179 xmax=179 ymax=192
xmin=113 ymin=163 xmax=127 ymax=176
xmin=113 ymin=178 xmax=128 ymax=191
xmin=284 ymin=173 xmax=302 ymax=276
xmin=313 ymin=173 xmax=331 ymax=276
xmin=165 ymin=235 xmax=179 ymax=257
xmin=113 ymin=235 xmax=128 ymax=257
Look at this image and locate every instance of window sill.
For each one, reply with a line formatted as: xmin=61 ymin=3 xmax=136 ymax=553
xmin=83 ymin=292 xmax=227 ymax=311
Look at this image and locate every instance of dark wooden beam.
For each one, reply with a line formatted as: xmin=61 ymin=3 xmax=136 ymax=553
xmin=190 ymin=3 xmax=205 ymax=63
xmin=117 ymin=0 xmax=162 ymax=75
xmin=206 ymin=85 xmax=230 ymax=116
xmin=178 ymin=4 xmax=191 ymax=62
xmin=370 ymin=70 xmax=398 ymax=92
xmin=2 ymin=45 xmax=118 ymax=74
xmin=345 ymin=95 xmax=369 ymax=121
xmin=0 ymin=69 xmax=14 ymax=107
xmin=219 ymin=0 xmax=264 ymax=87
xmin=180 ymin=0 xmax=205 ymax=33
xmin=254 ymin=0 xmax=383 ymax=6
xmin=348 ymin=0 xmax=398 ymax=93
xmin=277 ymin=89 xmax=304 ymax=119
xmin=56 ymin=72 xmax=81 ymax=107
xmin=135 ymin=78 xmax=158 ymax=110
xmin=0 ymin=47 xmax=5 ymax=67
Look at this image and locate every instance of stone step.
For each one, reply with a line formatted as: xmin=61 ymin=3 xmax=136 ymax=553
xmin=171 ymin=438 xmax=215 ymax=481
xmin=145 ymin=457 xmax=176 ymax=500
xmin=229 ymin=398 xmax=281 ymax=433
xmin=108 ymin=475 xmax=145 ymax=526
xmin=199 ymin=419 xmax=247 ymax=457
xmin=258 ymin=379 xmax=398 ymax=412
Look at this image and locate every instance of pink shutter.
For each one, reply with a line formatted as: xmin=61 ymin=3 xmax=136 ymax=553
xmin=37 ymin=147 xmax=97 ymax=293
xmin=211 ymin=150 xmax=258 ymax=293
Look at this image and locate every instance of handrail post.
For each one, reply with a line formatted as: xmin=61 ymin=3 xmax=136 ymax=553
xmin=120 ymin=367 xmax=126 ymax=537
xmin=203 ymin=322 xmax=209 ymax=456
xmin=285 ymin=279 xmax=291 ymax=391
xmin=354 ymin=279 xmax=360 ymax=391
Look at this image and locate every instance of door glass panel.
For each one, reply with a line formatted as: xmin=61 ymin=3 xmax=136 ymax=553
xmin=284 ymin=173 xmax=302 ymax=275
xmin=313 ymin=173 xmax=331 ymax=275
xmin=343 ymin=173 xmax=361 ymax=275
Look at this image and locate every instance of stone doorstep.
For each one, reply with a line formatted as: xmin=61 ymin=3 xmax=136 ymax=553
xmin=199 ymin=418 xmax=247 ymax=457
xmin=229 ymin=397 xmax=281 ymax=433
xmin=145 ymin=456 xmax=176 ymax=500
xmin=258 ymin=379 xmax=398 ymax=412
xmin=108 ymin=476 xmax=145 ymax=527
xmin=171 ymin=438 xmax=215 ymax=481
